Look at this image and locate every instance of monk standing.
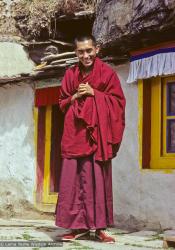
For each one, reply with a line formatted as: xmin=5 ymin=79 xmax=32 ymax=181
xmin=55 ymin=35 xmax=126 ymax=243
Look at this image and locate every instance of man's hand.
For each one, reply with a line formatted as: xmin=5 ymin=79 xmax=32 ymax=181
xmin=78 ymin=82 xmax=94 ymax=96
xmin=71 ymin=91 xmax=84 ymax=103
xmin=71 ymin=82 xmax=94 ymax=103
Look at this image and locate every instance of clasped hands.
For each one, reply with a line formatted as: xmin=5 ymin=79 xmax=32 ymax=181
xmin=71 ymin=82 xmax=94 ymax=102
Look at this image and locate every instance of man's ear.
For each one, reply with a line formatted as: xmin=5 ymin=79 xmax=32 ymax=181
xmin=75 ymin=49 xmax=78 ymax=57
xmin=96 ymin=44 xmax=100 ymax=54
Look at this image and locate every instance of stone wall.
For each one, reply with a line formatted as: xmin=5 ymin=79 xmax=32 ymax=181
xmin=0 ymin=41 xmax=42 ymax=218
xmin=0 ymin=42 xmax=35 ymax=77
xmin=0 ymin=83 xmax=36 ymax=217
xmin=112 ymin=62 xmax=175 ymax=230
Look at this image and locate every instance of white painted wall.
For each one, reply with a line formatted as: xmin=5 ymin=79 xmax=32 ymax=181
xmin=0 ymin=42 xmax=35 ymax=77
xmin=112 ymin=63 xmax=175 ymax=230
xmin=0 ymin=83 xmax=35 ymax=214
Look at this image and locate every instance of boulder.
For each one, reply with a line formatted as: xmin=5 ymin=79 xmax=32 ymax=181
xmin=93 ymin=0 xmax=175 ymax=56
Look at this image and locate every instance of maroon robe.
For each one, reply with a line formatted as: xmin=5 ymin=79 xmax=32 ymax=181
xmin=55 ymin=156 xmax=114 ymax=229
xmin=59 ymin=57 xmax=126 ymax=161
xmin=55 ymin=57 xmax=125 ymax=229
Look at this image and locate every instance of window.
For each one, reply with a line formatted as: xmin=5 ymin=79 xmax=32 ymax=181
xmin=139 ymin=76 xmax=175 ymax=169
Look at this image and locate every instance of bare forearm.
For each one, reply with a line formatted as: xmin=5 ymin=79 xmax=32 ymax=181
xmin=71 ymin=93 xmax=76 ymax=102
xmin=71 ymin=93 xmax=78 ymax=103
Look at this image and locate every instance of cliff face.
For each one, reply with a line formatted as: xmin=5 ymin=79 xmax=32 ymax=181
xmin=93 ymin=0 xmax=175 ymax=56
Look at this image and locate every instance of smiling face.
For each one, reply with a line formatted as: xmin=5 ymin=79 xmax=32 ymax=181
xmin=75 ymin=39 xmax=99 ymax=69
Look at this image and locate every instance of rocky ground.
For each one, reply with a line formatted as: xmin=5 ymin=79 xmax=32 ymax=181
xmin=0 ymin=219 xmax=174 ymax=250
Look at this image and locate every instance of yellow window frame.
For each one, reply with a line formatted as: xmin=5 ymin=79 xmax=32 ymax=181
xmin=162 ymin=77 xmax=175 ymax=158
xmin=139 ymin=76 xmax=175 ymax=169
xmin=43 ymin=106 xmax=58 ymax=204
xmin=34 ymin=106 xmax=58 ymax=212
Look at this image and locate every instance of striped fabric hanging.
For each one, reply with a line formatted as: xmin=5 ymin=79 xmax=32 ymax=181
xmin=127 ymin=41 xmax=175 ymax=83
xmin=35 ymin=86 xmax=60 ymax=107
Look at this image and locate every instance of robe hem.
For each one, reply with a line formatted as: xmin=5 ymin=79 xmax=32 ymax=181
xmin=55 ymin=222 xmax=115 ymax=230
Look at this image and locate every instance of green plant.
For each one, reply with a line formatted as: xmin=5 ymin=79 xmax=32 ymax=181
xmin=22 ymin=233 xmax=35 ymax=240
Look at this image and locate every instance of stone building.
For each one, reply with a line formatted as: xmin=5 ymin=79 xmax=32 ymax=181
xmin=0 ymin=0 xmax=175 ymax=230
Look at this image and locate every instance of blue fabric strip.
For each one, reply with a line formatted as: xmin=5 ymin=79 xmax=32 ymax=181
xmin=130 ymin=47 xmax=175 ymax=61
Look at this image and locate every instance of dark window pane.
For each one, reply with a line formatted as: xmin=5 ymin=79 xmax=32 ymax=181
xmin=167 ymin=119 xmax=175 ymax=153
xmin=167 ymin=83 xmax=175 ymax=115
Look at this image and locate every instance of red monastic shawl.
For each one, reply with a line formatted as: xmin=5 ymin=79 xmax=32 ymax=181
xmin=59 ymin=57 xmax=126 ymax=161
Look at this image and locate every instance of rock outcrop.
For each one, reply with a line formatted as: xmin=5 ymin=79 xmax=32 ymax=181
xmin=93 ymin=0 xmax=175 ymax=56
